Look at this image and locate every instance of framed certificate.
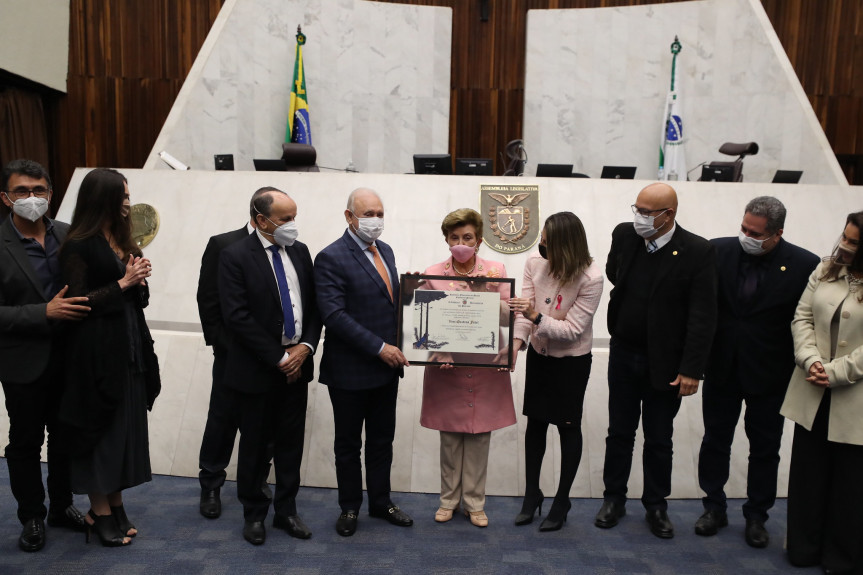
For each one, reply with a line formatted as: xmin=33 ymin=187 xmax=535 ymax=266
xmin=397 ymin=274 xmax=515 ymax=368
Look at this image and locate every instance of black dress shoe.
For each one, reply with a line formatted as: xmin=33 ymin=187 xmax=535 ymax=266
xmin=47 ymin=505 xmax=87 ymax=532
xmin=336 ymin=510 xmax=358 ymax=537
xmin=273 ymin=514 xmax=312 ymax=539
xmin=694 ymin=509 xmax=728 ymax=536
xmin=645 ymin=509 xmax=674 ymax=539
xmin=243 ymin=520 xmax=266 ymax=545
xmin=745 ymin=519 xmax=769 ymax=548
xmin=200 ymin=489 xmax=221 ymax=519
xmin=594 ymin=500 xmax=626 ymax=529
xmin=19 ymin=518 xmax=45 ymax=552
xmin=369 ymin=504 xmax=413 ymax=527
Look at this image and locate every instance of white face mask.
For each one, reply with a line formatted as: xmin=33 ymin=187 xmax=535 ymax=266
xmin=352 ymin=213 xmax=384 ymax=243
xmin=8 ymin=195 xmax=49 ymax=222
xmin=633 ymin=210 xmax=666 ymax=239
xmin=272 ymin=221 xmax=299 ymax=247
xmin=738 ymin=230 xmax=774 ymax=256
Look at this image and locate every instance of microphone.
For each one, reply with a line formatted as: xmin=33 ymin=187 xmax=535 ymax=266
xmin=686 ymin=161 xmax=707 ymax=181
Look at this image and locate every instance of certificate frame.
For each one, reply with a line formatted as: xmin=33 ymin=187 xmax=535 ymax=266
xmin=397 ymin=273 xmax=515 ymax=368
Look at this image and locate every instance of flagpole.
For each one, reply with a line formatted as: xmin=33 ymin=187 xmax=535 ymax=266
xmin=659 ymin=36 xmax=683 ymax=180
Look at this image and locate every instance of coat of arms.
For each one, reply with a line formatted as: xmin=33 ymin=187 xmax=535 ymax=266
xmin=480 ymin=184 xmax=540 ymax=254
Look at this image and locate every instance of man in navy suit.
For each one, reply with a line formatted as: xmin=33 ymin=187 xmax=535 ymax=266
xmin=695 ymin=196 xmax=818 ymax=548
xmin=314 ymin=187 xmax=413 ymax=537
xmin=0 ymin=159 xmax=90 ymax=551
xmin=595 ymin=182 xmax=717 ymax=539
xmin=219 ymin=188 xmax=322 ymax=545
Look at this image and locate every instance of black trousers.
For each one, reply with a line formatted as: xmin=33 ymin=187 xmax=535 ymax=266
xmin=198 ymin=352 xmax=240 ymax=491
xmin=698 ymin=379 xmax=785 ymax=522
xmin=602 ymin=339 xmax=681 ymax=511
xmin=235 ymin=380 xmax=308 ymax=522
xmin=787 ymin=391 xmax=863 ymax=573
xmin=327 ymin=379 xmax=398 ymax=512
xmin=2 ymin=362 xmax=73 ymax=524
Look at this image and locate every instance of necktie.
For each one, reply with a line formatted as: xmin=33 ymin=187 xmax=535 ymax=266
xmin=647 ymin=240 xmax=658 ymax=253
xmin=267 ymin=244 xmax=296 ymax=339
xmin=368 ymin=244 xmax=393 ymax=301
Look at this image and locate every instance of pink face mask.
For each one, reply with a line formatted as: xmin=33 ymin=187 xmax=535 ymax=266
xmin=450 ymin=244 xmax=476 ymax=263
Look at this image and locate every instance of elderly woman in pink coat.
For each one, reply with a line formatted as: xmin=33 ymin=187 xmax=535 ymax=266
xmin=509 ymin=211 xmax=604 ymax=531
xmin=420 ymin=208 xmax=516 ymax=528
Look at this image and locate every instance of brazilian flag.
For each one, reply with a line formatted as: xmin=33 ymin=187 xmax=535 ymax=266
xmin=287 ymin=28 xmax=312 ymax=145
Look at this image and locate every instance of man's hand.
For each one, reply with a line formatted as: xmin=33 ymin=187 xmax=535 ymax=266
xmin=46 ymin=285 xmax=90 ymax=321
xmin=806 ymin=361 xmax=830 ymax=387
xmin=278 ymin=344 xmax=311 ymax=376
xmin=670 ymin=374 xmax=700 ymax=397
xmin=379 ymin=343 xmax=409 ymax=368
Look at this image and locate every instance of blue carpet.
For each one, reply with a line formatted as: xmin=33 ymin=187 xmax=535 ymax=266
xmin=0 ymin=462 xmax=817 ymax=574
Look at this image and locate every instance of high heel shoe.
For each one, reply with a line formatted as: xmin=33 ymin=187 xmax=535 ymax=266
xmin=514 ymin=490 xmax=544 ymax=526
xmin=85 ymin=510 xmax=131 ymax=547
xmin=110 ymin=505 xmax=137 ymax=537
xmin=539 ymin=498 xmax=571 ymax=532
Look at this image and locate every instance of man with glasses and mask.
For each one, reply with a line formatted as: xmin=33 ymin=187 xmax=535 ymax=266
xmin=595 ymin=182 xmax=717 ymax=539
xmin=0 ymin=159 xmax=90 ymax=551
xmin=695 ymin=196 xmax=818 ymax=548
xmin=218 ymin=188 xmax=322 ymax=545
xmin=314 ymin=187 xmax=413 ymax=537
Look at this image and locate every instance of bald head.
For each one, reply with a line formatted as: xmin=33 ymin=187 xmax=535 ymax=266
xmin=346 ymin=187 xmax=383 ymax=213
xmin=633 ymin=182 xmax=677 ymax=239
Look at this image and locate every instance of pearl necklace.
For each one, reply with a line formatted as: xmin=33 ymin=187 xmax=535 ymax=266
xmin=453 ymin=261 xmax=476 ymax=276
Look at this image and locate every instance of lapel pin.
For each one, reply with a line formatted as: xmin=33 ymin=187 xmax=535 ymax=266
xmin=672 ymin=250 xmax=678 ymax=256
xmin=545 ymin=297 xmax=551 ymax=304
xmin=781 ymin=266 xmax=786 ymax=271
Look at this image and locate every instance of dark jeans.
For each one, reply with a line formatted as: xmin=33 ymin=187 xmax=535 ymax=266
xmin=2 ymin=363 xmax=73 ymax=524
xmin=602 ymin=339 xmax=681 ymax=511
xmin=787 ymin=391 xmax=863 ymax=572
xmin=327 ymin=379 xmax=398 ymax=512
xmin=698 ymin=379 xmax=785 ymax=522
xmin=198 ymin=353 xmax=240 ymax=491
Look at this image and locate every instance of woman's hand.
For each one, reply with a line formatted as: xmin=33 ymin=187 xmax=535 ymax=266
xmin=429 ymin=352 xmax=455 ymax=369
xmin=509 ymin=298 xmax=538 ymax=322
xmin=118 ymin=255 xmax=152 ymax=291
xmin=805 ymin=361 xmax=830 ymax=387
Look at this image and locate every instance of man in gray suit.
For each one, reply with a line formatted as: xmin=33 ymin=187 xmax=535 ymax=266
xmin=0 ymin=160 xmax=91 ymax=551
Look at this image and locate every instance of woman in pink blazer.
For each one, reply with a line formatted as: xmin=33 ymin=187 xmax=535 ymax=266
xmin=420 ymin=208 xmax=517 ymax=528
xmin=509 ymin=212 xmax=604 ymax=531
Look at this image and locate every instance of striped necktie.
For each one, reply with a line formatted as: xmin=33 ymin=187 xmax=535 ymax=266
xmin=647 ymin=240 xmax=658 ymax=253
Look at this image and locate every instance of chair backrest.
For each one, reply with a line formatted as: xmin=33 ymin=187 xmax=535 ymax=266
xmin=281 ymin=143 xmax=319 ymax=172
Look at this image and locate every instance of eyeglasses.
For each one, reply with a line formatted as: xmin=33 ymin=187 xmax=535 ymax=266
xmin=631 ymin=204 xmax=669 ymax=217
xmin=6 ymin=186 xmax=51 ymax=200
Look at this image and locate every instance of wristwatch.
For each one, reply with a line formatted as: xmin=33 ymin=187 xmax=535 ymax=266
xmin=533 ymin=313 xmax=543 ymax=325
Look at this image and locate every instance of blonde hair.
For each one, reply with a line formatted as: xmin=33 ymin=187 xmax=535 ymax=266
xmin=440 ymin=208 xmax=483 ymax=237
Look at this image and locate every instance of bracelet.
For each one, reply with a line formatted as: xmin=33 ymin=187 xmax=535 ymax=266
xmin=533 ymin=313 xmax=542 ymax=325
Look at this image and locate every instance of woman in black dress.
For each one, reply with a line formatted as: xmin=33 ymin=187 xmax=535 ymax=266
xmin=59 ymin=168 xmax=160 ymax=546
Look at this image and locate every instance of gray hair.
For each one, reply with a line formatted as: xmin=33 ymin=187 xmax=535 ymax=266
xmin=744 ymin=196 xmax=786 ymax=234
xmin=346 ymin=187 xmax=382 ymax=213
xmin=249 ymin=186 xmax=287 ymax=219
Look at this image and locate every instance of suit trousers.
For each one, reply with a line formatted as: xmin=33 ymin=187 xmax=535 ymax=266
xmin=698 ymin=379 xmax=785 ymax=522
xmin=2 ymin=361 xmax=73 ymax=524
xmin=787 ymin=391 xmax=863 ymax=573
xmin=236 ymin=380 xmax=308 ymax=521
xmin=439 ymin=431 xmax=491 ymax=512
xmin=198 ymin=352 xmax=239 ymax=490
xmin=602 ymin=339 xmax=681 ymax=510
xmin=327 ymin=379 xmax=398 ymax=512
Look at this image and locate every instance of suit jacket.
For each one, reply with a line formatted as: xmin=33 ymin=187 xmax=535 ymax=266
xmin=606 ymin=222 xmax=718 ymax=390
xmin=782 ymin=261 xmax=863 ymax=445
xmin=705 ymin=237 xmax=819 ymax=395
xmin=218 ymin=232 xmax=322 ymax=394
xmin=196 ymin=225 xmax=250 ymax=356
xmin=314 ymin=229 xmax=401 ymax=390
xmin=0 ymin=217 xmax=68 ymax=384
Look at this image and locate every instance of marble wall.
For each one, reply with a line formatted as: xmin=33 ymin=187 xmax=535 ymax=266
xmin=523 ymin=0 xmax=846 ymax=185
xmin=143 ymin=0 xmax=452 ymax=175
xmin=1 ymin=168 xmax=853 ymax=499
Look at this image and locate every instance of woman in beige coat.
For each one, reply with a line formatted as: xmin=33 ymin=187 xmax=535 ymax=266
xmin=781 ymin=210 xmax=863 ymax=573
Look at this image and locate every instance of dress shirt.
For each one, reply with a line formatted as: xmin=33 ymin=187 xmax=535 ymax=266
xmin=10 ymin=217 xmax=61 ymax=301
xmin=254 ymin=230 xmax=314 ymax=360
xmin=643 ymin=222 xmax=677 ymax=252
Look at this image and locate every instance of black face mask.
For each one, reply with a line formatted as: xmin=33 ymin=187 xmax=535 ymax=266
xmin=538 ymin=244 xmax=548 ymax=259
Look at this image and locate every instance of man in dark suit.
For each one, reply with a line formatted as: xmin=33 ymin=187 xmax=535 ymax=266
xmin=695 ymin=196 xmax=818 ymax=548
xmin=218 ymin=188 xmax=322 ymax=545
xmin=0 ymin=159 xmax=90 ymax=551
xmin=196 ymin=192 xmax=258 ymax=519
xmin=314 ymin=187 xmax=413 ymax=537
xmin=595 ymin=182 xmax=717 ymax=539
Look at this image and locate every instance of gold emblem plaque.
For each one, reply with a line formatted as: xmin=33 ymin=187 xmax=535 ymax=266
xmin=130 ymin=204 xmax=160 ymax=248
xmin=480 ymin=184 xmax=540 ymax=254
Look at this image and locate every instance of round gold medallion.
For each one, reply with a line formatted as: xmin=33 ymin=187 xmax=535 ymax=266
xmin=130 ymin=204 xmax=160 ymax=248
